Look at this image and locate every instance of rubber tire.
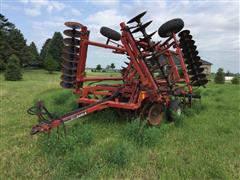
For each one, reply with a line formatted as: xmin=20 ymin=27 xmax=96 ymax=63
xmin=158 ymin=18 xmax=184 ymax=38
xmin=100 ymin=26 xmax=121 ymax=41
xmin=167 ymin=100 xmax=182 ymax=121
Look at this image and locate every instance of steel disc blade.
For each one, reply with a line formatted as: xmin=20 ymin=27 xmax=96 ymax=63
xmin=63 ymin=38 xmax=80 ymax=46
xmin=188 ymin=67 xmax=204 ymax=75
xmin=64 ymin=22 xmax=83 ymax=29
xmin=60 ymin=81 xmax=74 ymax=88
xmin=62 ymin=52 xmax=79 ymax=61
xmin=61 ymin=75 xmax=76 ymax=83
xmin=62 ymin=69 xmax=77 ymax=75
xmin=180 ymin=35 xmax=192 ymax=42
xmin=185 ymin=56 xmax=201 ymax=64
xmin=180 ymin=40 xmax=195 ymax=47
xmin=62 ymin=63 xmax=77 ymax=70
xmin=139 ymin=31 xmax=157 ymax=42
xmin=127 ymin=11 xmax=147 ymax=24
xmin=182 ymin=45 xmax=196 ymax=52
xmin=63 ymin=46 xmax=80 ymax=54
xmin=190 ymin=74 xmax=207 ymax=81
xmin=62 ymin=57 xmax=79 ymax=63
xmin=132 ymin=20 xmax=153 ymax=33
xmin=187 ymin=61 xmax=202 ymax=68
xmin=191 ymin=79 xmax=208 ymax=86
xmin=63 ymin=29 xmax=81 ymax=37
xmin=183 ymin=50 xmax=199 ymax=59
xmin=62 ymin=60 xmax=78 ymax=66
xmin=62 ymin=62 xmax=78 ymax=69
xmin=178 ymin=30 xmax=190 ymax=38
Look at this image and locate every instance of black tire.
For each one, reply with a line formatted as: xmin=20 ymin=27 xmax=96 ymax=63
xmin=158 ymin=18 xmax=184 ymax=38
xmin=167 ymin=100 xmax=182 ymax=121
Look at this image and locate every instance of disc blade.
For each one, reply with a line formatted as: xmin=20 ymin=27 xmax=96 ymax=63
xmin=180 ymin=40 xmax=195 ymax=47
xmin=190 ymin=74 xmax=207 ymax=81
xmin=178 ymin=30 xmax=190 ymax=37
xmin=62 ymin=61 xmax=78 ymax=68
xmin=188 ymin=67 xmax=204 ymax=75
xmin=139 ymin=31 xmax=157 ymax=42
xmin=62 ymin=68 xmax=77 ymax=76
xmin=63 ymin=46 xmax=80 ymax=54
xmin=183 ymin=50 xmax=199 ymax=59
xmin=191 ymin=79 xmax=208 ymax=86
xmin=62 ymin=63 xmax=77 ymax=70
xmin=187 ymin=61 xmax=202 ymax=68
xmin=60 ymin=81 xmax=75 ymax=88
xmin=61 ymin=75 xmax=76 ymax=83
xmin=132 ymin=20 xmax=152 ymax=33
xmin=63 ymin=38 xmax=80 ymax=46
xmin=180 ymin=35 xmax=192 ymax=42
xmin=64 ymin=22 xmax=83 ymax=29
xmin=127 ymin=11 xmax=147 ymax=24
xmin=182 ymin=45 xmax=196 ymax=52
xmin=63 ymin=29 xmax=81 ymax=37
xmin=62 ymin=52 xmax=79 ymax=61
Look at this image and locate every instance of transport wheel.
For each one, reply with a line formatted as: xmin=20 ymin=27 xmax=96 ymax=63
xmin=148 ymin=103 xmax=164 ymax=125
xmin=158 ymin=18 xmax=184 ymax=38
xmin=167 ymin=100 xmax=182 ymax=121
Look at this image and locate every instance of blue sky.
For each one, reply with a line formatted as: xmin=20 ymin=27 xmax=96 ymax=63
xmin=1 ymin=0 xmax=239 ymax=73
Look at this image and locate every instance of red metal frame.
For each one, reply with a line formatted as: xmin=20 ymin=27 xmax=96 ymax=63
xmin=30 ymin=20 xmax=194 ymax=134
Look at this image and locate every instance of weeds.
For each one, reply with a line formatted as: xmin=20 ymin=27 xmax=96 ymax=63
xmin=102 ymin=141 xmax=131 ymax=167
xmin=123 ymin=119 xmax=163 ymax=147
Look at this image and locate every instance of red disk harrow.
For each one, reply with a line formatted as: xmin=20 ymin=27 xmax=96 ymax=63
xmin=28 ymin=11 xmax=207 ymax=135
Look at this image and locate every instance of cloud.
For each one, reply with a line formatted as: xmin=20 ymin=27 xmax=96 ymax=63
xmin=70 ymin=9 xmax=81 ymax=16
xmin=25 ymin=8 xmax=41 ymax=17
xmin=16 ymin=0 xmax=239 ymax=72
xmin=21 ymin=0 xmax=65 ymax=16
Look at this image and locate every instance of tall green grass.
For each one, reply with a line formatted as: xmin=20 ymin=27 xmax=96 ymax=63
xmin=0 ymin=70 xmax=240 ymax=179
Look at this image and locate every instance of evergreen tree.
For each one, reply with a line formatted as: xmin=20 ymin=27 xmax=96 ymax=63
xmin=0 ymin=14 xmax=15 ymax=69
xmin=4 ymin=54 xmax=22 ymax=81
xmin=46 ymin=32 xmax=63 ymax=70
xmin=27 ymin=42 xmax=40 ymax=66
xmin=96 ymin=64 xmax=102 ymax=71
xmin=0 ymin=55 xmax=6 ymax=71
xmin=214 ymin=68 xmax=225 ymax=84
xmin=7 ymin=29 xmax=28 ymax=66
xmin=40 ymin=38 xmax=51 ymax=63
xmin=44 ymin=54 xmax=57 ymax=74
xmin=0 ymin=14 xmax=15 ymax=31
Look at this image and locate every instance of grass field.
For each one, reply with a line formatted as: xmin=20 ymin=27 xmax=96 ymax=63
xmin=1 ymin=70 xmax=240 ymax=179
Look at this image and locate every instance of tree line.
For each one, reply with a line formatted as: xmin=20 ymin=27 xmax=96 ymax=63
xmin=0 ymin=14 xmax=64 ymax=80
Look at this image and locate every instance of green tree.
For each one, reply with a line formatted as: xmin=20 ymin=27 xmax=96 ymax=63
xmin=44 ymin=54 xmax=57 ymax=74
xmin=4 ymin=54 xmax=22 ymax=81
xmin=40 ymin=38 xmax=51 ymax=64
xmin=7 ymin=29 xmax=28 ymax=66
xmin=0 ymin=14 xmax=15 ymax=70
xmin=96 ymin=64 xmax=102 ymax=71
xmin=27 ymin=42 xmax=40 ymax=66
xmin=110 ymin=63 xmax=115 ymax=70
xmin=214 ymin=68 xmax=225 ymax=84
xmin=46 ymin=32 xmax=63 ymax=70
xmin=0 ymin=14 xmax=15 ymax=31
xmin=231 ymin=76 xmax=240 ymax=84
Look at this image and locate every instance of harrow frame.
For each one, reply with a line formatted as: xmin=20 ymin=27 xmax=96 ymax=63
xmin=29 ymin=11 xmax=207 ymax=135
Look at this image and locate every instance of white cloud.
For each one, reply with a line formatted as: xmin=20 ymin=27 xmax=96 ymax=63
xmin=21 ymin=0 xmax=65 ymax=16
xmin=71 ymin=9 xmax=81 ymax=16
xmin=25 ymin=8 xmax=41 ymax=17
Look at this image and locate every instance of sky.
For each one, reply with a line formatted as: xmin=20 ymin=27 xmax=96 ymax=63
xmin=1 ymin=0 xmax=239 ymax=73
